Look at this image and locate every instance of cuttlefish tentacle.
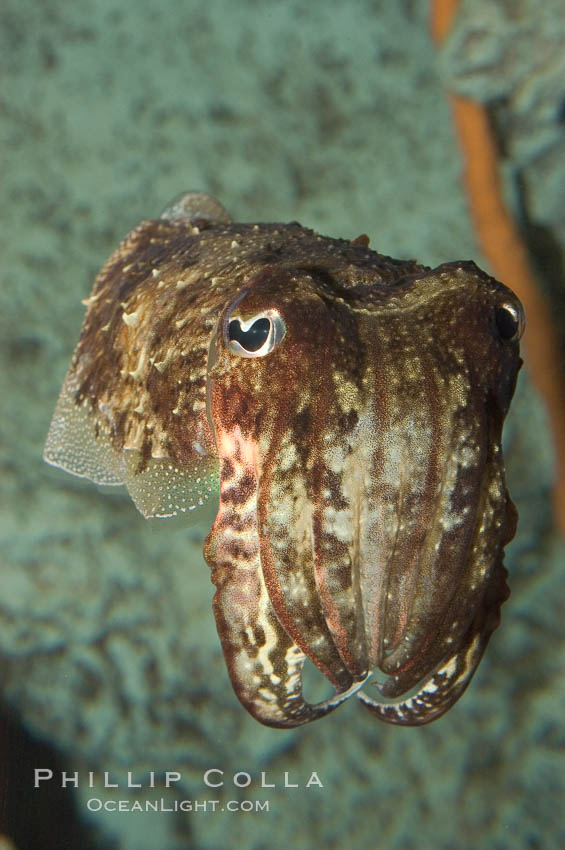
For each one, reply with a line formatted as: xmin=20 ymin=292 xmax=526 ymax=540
xmin=255 ymin=318 xmax=370 ymax=686
xmin=372 ymin=371 xmax=517 ymax=700
xmin=357 ymin=552 xmax=510 ymax=725
xmin=204 ymin=420 xmax=367 ymax=727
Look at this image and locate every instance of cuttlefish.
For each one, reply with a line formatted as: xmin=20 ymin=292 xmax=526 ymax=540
xmin=44 ymin=192 xmax=524 ymax=728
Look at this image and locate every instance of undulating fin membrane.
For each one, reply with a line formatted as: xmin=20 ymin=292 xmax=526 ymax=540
xmin=123 ymin=450 xmax=219 ymax=518
xmin=44 ymin=373 xmax=220 ymax=518
xmin=44 ymin=372 xmax=125 ymax=486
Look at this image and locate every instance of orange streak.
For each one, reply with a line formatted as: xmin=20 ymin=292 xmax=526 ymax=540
xmin=431 ymin=0 xmax=565 ymax=534
xmin=429 ymin=0 xmax=458 ymax=42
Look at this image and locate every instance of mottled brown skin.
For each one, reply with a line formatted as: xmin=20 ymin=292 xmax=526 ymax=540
xmin=45 ymin=193 xmax=523 ymax=728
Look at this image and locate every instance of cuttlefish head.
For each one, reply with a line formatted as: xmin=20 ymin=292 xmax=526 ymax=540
xmin=204 ymin=260 xmax=523 ymax=727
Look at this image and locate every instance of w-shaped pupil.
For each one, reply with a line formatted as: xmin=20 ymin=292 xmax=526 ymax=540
xmin=228 ymin=318 xmax=270 ymax=352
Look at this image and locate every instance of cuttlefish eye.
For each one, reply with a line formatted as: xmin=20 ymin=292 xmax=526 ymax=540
xmin=494 ymin=302 xmax=525 ymax=342
xmin=225 ymin=309 xmax=286 ymax=358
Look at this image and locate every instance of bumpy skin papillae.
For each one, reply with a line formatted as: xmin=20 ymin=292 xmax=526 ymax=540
xmin=45 ymin=193 xmax=523 ymax=727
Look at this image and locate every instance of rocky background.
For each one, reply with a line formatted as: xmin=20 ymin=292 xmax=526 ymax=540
xmin=0 ymin=0 xmax=563 ymax=848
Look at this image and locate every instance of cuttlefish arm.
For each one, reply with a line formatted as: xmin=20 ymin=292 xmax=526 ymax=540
xmin=204 ymin=257 xmax=523 ymax=728
xmin=357 ymin=544 xmax=512 ymax=725
xmin=204 ymin=418 xmax=369 ymax=726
